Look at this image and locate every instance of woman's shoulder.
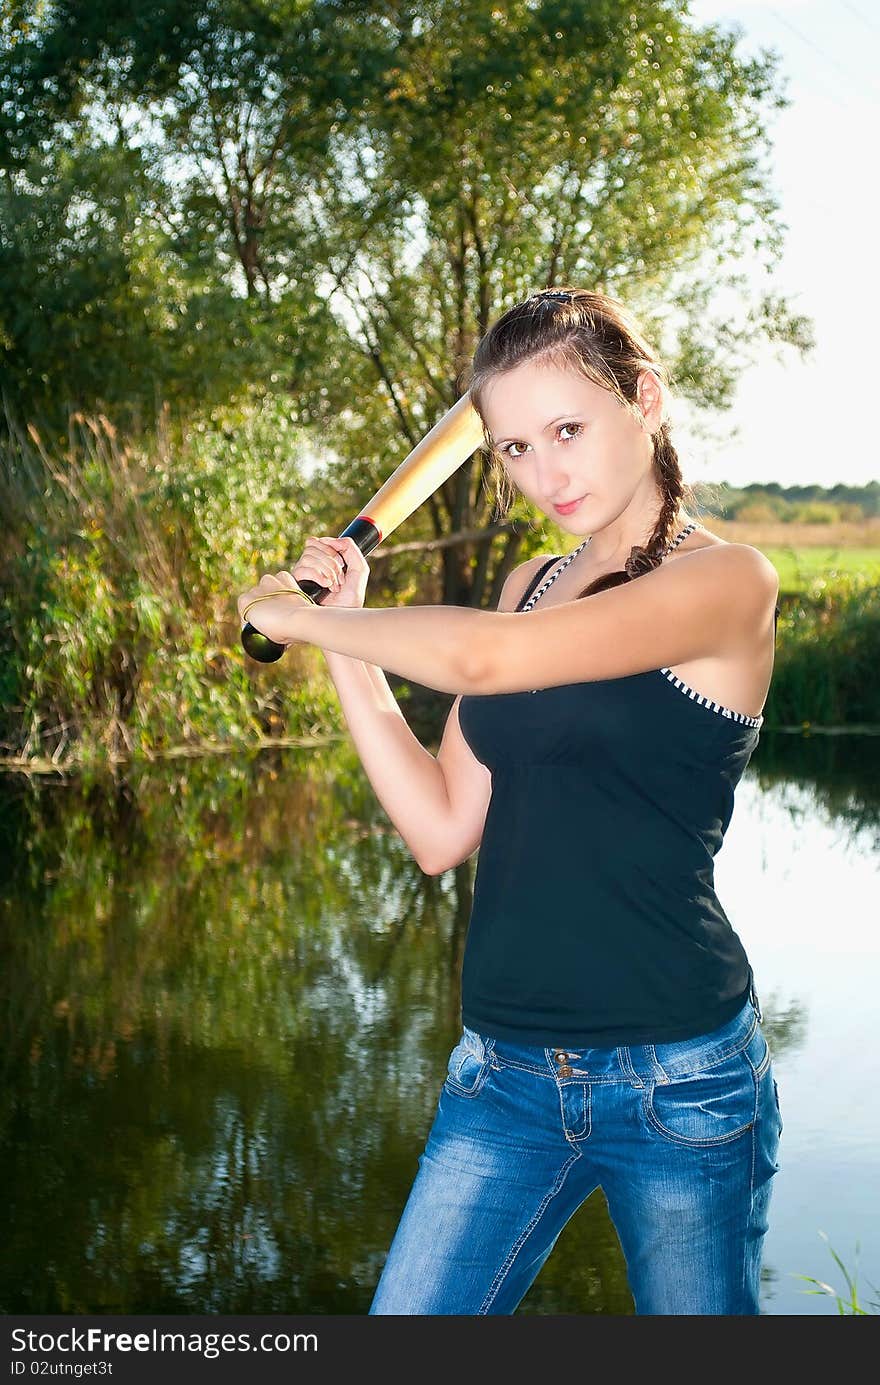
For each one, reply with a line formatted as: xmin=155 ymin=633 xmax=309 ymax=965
xmin=688 ymin=538 xmax=778 ymax=593
xmin=675 ymin=530 xmax=778 ymax=602
xmin=497 ymin=553 xmax=560 ymax=612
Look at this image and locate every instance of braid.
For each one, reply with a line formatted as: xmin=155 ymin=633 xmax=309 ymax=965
xmin=575 ymin=424 xmax=688 ymax=600
xmin=625 ymin=425 xmax=686 ymax=576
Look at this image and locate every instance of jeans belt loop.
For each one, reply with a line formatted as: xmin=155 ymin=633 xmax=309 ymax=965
xmin=748 ymin=967 xmax=763 ymax=1023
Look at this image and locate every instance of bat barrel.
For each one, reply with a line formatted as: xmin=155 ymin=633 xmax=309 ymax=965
xmin=239 ymin=515 xmax=383 ymax=663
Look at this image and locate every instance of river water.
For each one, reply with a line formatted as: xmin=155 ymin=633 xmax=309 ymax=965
xmin=1 ymin=730 xmax=877 ymax=1315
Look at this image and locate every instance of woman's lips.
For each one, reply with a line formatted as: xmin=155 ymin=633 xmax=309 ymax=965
xmin=552 ymin=494 xmax=586 ymax=515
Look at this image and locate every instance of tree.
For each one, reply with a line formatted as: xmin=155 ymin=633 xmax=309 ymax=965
xmin=1 ymin=1 xmax=814 ymax=607
xmin=299 ymin=0 xmax=813 ymax=603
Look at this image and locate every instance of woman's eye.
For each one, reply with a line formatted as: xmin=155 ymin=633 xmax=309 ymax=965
xmin=501 ymin=424 xmax=581 ymax=459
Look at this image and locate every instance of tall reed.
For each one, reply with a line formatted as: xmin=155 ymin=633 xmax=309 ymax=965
xmin=770 ymin=574 xmax=880 ymax=728
xmin=795 ymin=1233 xmax=880 ymax=1315
xmin=0 ymin=405 xmax=340 ymax=770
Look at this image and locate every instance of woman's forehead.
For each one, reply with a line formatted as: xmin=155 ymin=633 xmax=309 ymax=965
xmin=482 ymin=362 xmax=611 ymax=433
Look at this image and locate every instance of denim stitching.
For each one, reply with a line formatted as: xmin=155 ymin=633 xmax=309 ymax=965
xmin=444 ymin=1032 xmax=494 ymax=1097
xmin=618 ymin=1046 xmax=644 ymax=1087
xmin=555 ymin=1081 xmax=591 ymax=1141
xmin=646 ymin=1043 xmax=670 ymax=1085
xmin=652 ymin=1010 xmax=759 ymax=1079
xmin=478 ymin=1149 xmax=583 ymax=1314
xmin=773 ymin=1078 xmax=783 ymax=1137
xmin=443 ymin=1066 xmax=491 ymax=1098
xmin=491 ymin=1021 xmax=753 ymax=1071
xmin=743 ymin=1053 xmax=763 ymax=1311
xmin=750 ymin=1043 xmax=772 ymax=1081
xmin=493 ymin=1039 xmax=756 ymax=1081
xmin=744 ymin=1118 xmax=757 ymax=1311
xmin=494 ymin=1055 xmax=559 ymax=1078
xmin=485 ymin=1005 xmax=759 ymax=1081
xmin=494 ymin=1056 xmax=659 ymax=1083
xmin=643 ymin=1051 xmax=758 ymax=1148
xmin=493 ymin=1054 xmax=628 ymax=1080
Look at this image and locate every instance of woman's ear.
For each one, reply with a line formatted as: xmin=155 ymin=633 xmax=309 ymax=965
xmin=636 ymin=368 xmax=665 ymax=432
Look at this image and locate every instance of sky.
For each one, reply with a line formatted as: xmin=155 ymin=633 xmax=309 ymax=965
xmin=672 ymin=0 xmax=879 ymax=488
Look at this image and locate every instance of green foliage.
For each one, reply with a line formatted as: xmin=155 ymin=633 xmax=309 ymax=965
xmin=4 ymin=1 xmax=862 ymax=762
xmin=788 ymin=501 xmax=836 ymax=525
xmin=3 ymin=138 xmax=176 ymax=416
xmin=736 ymin=500 xmax=779 ymax=523
xmin=698 ymin=479 xmax=880 ymax=522
xmin=768 ymin=571 xmax=880 ymax=729
xmin=794 ymin=1233 xmax=880 ymax=1315
xmin=0 ymin=135 xmax=347 ymax=426
xmin=0 ymin=404 xmax=345 ymax=767
xmin=1 ymin=400 xmax=878 ymax=772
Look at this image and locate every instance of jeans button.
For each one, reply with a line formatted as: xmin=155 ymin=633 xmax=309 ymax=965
xmin=554 ymin=1050 xmax=574 ymax=1078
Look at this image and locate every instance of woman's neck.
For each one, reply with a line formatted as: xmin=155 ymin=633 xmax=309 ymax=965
xmin=583 ymin=508 xmax=695 ymax=567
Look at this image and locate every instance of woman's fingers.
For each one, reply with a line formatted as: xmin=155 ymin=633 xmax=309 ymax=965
xmin=304 ymin=539 xmax=344 ymax=582
xmin=297 ymin=536 xmax=356 ymax=588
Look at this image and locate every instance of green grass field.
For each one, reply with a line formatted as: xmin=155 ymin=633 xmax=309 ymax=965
xmin=707 ymin=520 xmax=880 ymax=597
xmin=763 ymin=547 xmax=880 ymax=597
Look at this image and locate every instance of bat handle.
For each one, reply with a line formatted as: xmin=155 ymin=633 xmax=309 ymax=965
xmin=240 ymin=515 xmax=383 ymax=663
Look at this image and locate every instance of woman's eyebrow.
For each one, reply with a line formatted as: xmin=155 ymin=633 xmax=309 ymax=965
xmin=493 ymin=412 xmax=581 ymax=447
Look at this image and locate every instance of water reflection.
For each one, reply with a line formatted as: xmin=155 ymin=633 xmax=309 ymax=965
xmin=1 ymin=733 xmax=877 ymax=1314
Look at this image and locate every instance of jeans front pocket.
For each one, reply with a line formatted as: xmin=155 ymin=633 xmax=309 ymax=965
xmin=443 ymin=1026 xmax=493 ymax=1099
xmin=645 ymin=1049 xmax=757 ymax=1148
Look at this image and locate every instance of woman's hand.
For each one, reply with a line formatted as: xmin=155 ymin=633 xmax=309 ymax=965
xmin=291 ymin=534 xmax=370 ymax=610
xmin=237 ymin=536 xmax=371 ymax=647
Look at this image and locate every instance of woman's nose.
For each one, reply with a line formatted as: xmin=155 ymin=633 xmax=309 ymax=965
xmin=534 ymin=452 xmax=571 ymax=501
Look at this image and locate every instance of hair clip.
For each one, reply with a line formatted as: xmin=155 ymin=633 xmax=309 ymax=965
xmin=535 ymin=290 xmax=573 ymax=303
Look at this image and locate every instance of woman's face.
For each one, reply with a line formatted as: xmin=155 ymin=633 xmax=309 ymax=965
xmin=480 ymin=357 xmax=663 ymax=531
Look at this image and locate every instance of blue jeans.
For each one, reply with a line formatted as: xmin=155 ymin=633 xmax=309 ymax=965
xmin=369 ymin=995 xmax=782 ymax=1314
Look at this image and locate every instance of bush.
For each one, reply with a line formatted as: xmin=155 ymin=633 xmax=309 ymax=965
xmin=0 ymin=403 xmax=344 ymax=767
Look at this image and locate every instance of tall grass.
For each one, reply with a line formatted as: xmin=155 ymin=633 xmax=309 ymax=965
xmin=0 ymin=406 xmax=343 ymax=771
xmin=794 ymin=1233 xmax=880 ymax=1315
xmin=770 ymin=575 xmax=880 ymax=729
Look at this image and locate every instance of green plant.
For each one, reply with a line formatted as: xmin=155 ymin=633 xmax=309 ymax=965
xmin=0 ymin=404 xmax=344 ymax=767
xmin=794 ymin=1232 xmax=880 ymax=1314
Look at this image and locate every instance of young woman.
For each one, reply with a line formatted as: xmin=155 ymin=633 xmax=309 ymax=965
xmin=237 ymin=287 xmax=783 ymax=1315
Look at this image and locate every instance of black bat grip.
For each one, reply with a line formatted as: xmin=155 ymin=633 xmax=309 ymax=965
xmin=240 ymin=515 xmax=382 ymax=664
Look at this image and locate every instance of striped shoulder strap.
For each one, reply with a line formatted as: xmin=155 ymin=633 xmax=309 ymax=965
xmin=515 ymin=556 xmax=560 ymax=611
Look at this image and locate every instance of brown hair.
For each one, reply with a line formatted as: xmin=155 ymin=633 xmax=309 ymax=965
xmin=459 ymin=286 xmax=699 ymax=600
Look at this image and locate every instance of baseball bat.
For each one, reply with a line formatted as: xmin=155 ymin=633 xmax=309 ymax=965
xmin=241 ymin=392 xmax=485 ymax=662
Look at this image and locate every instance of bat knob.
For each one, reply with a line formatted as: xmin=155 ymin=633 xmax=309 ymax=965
xmin=240 ymin=622 xmax=287 ymax=663
xmin=240 ymin=573 xmax=326 ymax=663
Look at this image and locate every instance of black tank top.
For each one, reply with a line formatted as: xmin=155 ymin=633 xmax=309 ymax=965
xmin=457 ymin=526 xmax=779 ymax=1047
